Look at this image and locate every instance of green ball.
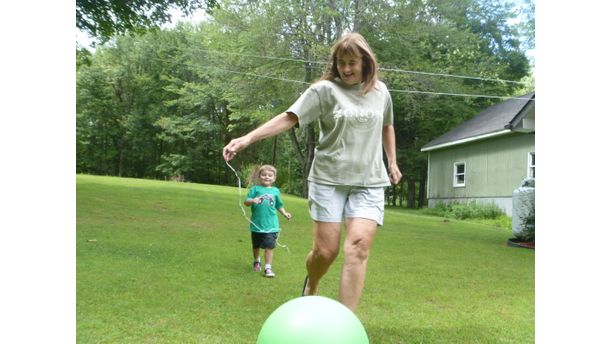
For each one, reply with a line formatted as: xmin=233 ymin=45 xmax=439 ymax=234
xmin=256 ymin=296 xmax=369 ymax=344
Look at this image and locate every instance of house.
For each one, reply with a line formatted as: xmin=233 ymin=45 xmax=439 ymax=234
xmin=420 ymin=92 xmax=535 ymax=216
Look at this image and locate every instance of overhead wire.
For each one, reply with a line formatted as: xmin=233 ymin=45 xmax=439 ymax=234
xmin=387 ymin=89 xmax=533 ymax=100
xmin=149 ymin=56 xmax=533 ymax=100
xmin=186 ymin=47 xmax=534 ymax=86
xmin=379 ymin=67 xmax=530 ymax=85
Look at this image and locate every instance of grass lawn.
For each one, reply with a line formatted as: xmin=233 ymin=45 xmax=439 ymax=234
xmin=77 ymin=174 xmax=534 ymax=343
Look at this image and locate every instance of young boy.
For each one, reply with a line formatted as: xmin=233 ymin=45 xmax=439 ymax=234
xmin=244 ymin=165 xmax=291 ymax=277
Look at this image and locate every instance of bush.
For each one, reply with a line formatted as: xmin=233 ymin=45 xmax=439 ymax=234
xmin=421 ymin=202 xmax=451 ymax=218
xmin=422 ymin=201 xmax=505 ymax=221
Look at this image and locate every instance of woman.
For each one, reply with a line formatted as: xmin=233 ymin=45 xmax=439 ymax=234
xmin=223 ymin=32 xmax=402 ymax=311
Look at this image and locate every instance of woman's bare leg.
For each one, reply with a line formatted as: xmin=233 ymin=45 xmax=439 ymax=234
xmin=303 ymin=221 xmax=341 ymax=295
xmin=339 ymin=218 xmax=377 ymax=311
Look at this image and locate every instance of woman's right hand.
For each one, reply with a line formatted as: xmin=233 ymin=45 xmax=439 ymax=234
xmin=223 ymin=112 xmax=298 ymax=161
xmin=223 ymin=136 xmax=251 ymax=161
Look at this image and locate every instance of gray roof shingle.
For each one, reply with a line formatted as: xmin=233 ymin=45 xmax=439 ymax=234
xmin=421 ymin=92 xmax=535 ymax=151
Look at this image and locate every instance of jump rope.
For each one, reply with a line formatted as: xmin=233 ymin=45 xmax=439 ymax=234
xmin=225 ymin=160 xmax=291 ymax=254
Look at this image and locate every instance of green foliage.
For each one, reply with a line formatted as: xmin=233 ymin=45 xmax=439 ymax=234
xmin=155 ymin=153 xmax=193 ymax=180
xmin=76 ymin=0 xmax=534 ymax=199
xmin=423 ymin=201 xmax=506 ymax=220
xmin=76 ymin=0 xmax=218 ymax=43
xmin=76 ymin=46 xmax=92 ymax=69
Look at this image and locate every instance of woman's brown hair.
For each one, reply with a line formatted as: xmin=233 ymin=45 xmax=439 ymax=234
xmin=320 ymin=32 xmax=379 ymax=96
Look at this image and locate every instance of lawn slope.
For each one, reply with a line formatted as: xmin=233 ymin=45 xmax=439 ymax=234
xmin=77 ymin=175 xmax=534 ymax=343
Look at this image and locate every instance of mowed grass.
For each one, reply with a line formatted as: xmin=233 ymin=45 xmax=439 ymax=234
xmin=77 ymin=174 xmax=534 ymax=343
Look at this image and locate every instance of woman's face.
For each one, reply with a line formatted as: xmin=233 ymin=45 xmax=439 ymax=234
xmin=336 ymin=52 xmax=363 ymax=86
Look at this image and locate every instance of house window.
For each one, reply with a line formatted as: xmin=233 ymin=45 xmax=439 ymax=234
xmin=453 ymin=162 xmax=466 ymax=187
xmin=528 ymin=152 xmax=535 ymax=178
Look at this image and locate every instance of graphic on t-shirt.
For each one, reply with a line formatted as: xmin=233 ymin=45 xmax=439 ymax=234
xmin=259 ymin=193 xmax=275 ymax=206
xmin=332 ymin=106 xmax=380 ymax=130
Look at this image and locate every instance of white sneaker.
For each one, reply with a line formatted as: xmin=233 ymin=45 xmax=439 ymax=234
xmin=264 ymin=268 xmax=275 ymax=278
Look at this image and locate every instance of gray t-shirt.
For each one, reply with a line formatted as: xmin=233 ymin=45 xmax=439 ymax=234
xmin=287 ymin=79 xmax=393 ymax=187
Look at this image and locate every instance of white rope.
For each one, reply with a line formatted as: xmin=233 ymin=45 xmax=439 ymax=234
xmin=224 ymin=160 xmax=290 ymax=254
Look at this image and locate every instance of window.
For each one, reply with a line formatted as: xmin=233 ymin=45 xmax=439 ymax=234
xmin=453 ymin=162 xmax=466 ymax=187
xmin=528 ymin=152 xmax=535 ymax=178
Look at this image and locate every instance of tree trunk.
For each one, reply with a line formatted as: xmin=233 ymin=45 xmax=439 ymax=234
xmin=353 ymin=0 xmax=361 ymax=32
xmin=327 ymin=0 xmax=343 ymax=39
xmin=301 ymin=125 xmax=316 ymax=197
xmin=272 ymin=136 xmax=277 ymax=166
xmin=118 ymin=149 xmax=125 ymax=177
xmin=408 ymin=177 xmax=416 ymax=209
xmin=397 ymin=182 xmax=404 ymax=208
xmin=398 ymin=180 xmax=403 ymax=207
xmin=117 ymin=135 xmax=127 ymax=177
xmin=289 ymin=128 xmax=305 ymax=163
xmin=390 ymin=183 xmax=397 ymax=206
xmin=299 ymin=28 xmax=317 ymax=198
xmin=418 ymin=171 xmax=427 ymax=208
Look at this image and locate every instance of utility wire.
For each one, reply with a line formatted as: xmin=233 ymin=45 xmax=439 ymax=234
xmin=379 ymin=67 xmax=530 ymax=85
xmin=388 ymin=89 xmax=532 ymax=100
xmin=186 ymin=47 xmax=533 ymax=86
xmin=150 ymin=56 xmax=533 ymax=100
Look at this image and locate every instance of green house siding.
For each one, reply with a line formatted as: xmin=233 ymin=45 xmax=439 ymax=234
xmin=428 ymin=133 xmax=534 ymax=201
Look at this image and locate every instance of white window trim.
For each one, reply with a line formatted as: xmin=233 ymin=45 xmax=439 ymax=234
xmin=453 ymin=161 xmax=466 ymax=188
xmin=527 ymin=152 xmax=535 ymax=179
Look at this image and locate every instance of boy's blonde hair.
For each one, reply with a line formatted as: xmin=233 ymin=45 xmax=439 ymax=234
xmin=248 ymin=164 xmax=277 ymax=186
xmin=320 ymin=32 xmax=379 ymax=96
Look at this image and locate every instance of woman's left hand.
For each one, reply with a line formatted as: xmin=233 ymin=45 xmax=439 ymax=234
xmin=388 ymin=164 xmax=402 ymax=185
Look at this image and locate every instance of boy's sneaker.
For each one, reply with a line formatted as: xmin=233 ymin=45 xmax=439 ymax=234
xmin=253 ymin=261 xmax=261 ymax=272
xmin=264 ymin=268 xmax=275 ymax=278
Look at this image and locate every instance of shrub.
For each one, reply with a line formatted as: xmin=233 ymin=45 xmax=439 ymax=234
xmin=423 ymin=201 xmax=505 ymax=221
xmin=421 ymin=202 xmax=452 ymax=218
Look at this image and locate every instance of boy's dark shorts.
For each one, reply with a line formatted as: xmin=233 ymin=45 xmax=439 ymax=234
xmin=251 ymin=232 xmax=278 ymax=249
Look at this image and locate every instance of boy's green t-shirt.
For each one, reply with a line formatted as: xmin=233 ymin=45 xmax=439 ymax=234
xmin=246 ymin=185 xmax=284 ymax=233
xmin=287 ymin=79 xmax=393 ymax=187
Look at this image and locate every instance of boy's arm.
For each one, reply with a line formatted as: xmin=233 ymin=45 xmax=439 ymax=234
xmin=244 ymin=197 xmax=262 ymax=206
xmin=245 ymin=187 xmax=261 ymax=206
xmin=278 ymin=207 xmax=292 ymax=220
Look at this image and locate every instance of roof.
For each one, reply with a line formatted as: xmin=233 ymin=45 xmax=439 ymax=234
xmin=421 ymin=92 xmax=535 ymax=152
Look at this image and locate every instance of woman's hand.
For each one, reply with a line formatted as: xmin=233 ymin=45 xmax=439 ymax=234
xmin=388 ymin=163 xmax=402 ymax=185
xmin=222 ymin=112 xmax=298 ymax=161
xmin=223 ymin=136 xmax=252 ymax=161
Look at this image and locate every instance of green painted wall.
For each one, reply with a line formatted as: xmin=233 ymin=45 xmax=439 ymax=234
xmin=427 ymin=133 xmax=535 ymax=199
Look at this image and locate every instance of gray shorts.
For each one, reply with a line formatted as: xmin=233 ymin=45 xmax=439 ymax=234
xmin=251 ymin=232 xmax=278 ymax=249
xmin=308 ymin=182 xmax=385 ymax=226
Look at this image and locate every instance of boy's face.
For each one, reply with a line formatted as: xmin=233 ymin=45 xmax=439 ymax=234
xmin=336 ymin=52 xmax=363 ymax=86
xmin=260 ymin=170 xmax=276 ymax=187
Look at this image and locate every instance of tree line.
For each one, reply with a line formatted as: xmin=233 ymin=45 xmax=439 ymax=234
xmin=77 ymin=0 xmax=534 ymax=207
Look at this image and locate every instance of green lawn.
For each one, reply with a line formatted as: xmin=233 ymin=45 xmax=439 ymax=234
xmin=77 ymin=174 xmax=534 ymax=343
